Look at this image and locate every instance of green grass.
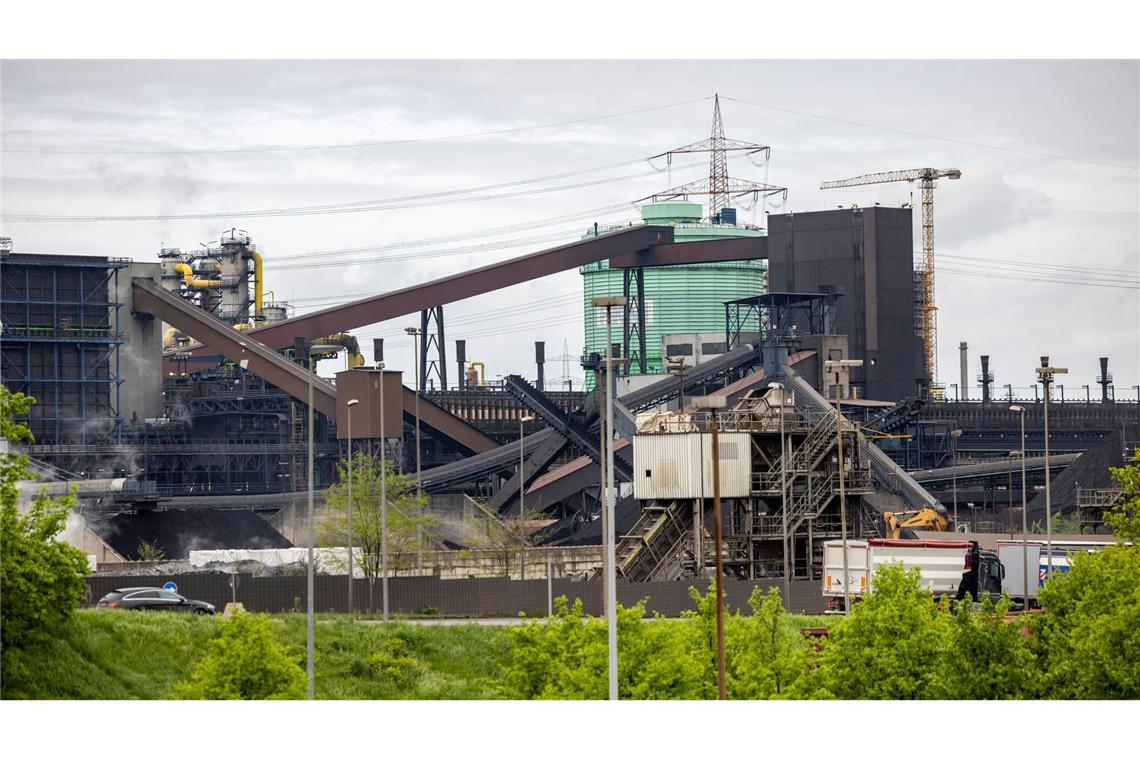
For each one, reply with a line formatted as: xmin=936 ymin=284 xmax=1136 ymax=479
xmin=1 ymin=610 xmax=512 ymax=700
xmin=1 ymin=610 xmax=219 ymax=699
xmin=2 ymin=610 xmax=831 ymax=700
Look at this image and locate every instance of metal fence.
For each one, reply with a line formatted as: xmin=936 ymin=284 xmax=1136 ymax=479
xmin=85 ymin=575 xmax=828 ymax=617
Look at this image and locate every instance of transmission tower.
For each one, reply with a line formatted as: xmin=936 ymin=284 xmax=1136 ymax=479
xmin=708 ymin=94 xmax=730 ymax=220
xmin=645 ymin=94 xmax=787 ymax=219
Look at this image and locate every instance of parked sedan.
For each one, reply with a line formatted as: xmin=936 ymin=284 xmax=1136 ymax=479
xmin=96 ymin=587 xmax=216 ymax=615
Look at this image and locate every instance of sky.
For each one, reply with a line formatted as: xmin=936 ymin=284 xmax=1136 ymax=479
xmin=2 ymin=60 xmax=1137 ymax=397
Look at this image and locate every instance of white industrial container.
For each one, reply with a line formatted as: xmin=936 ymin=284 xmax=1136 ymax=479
xmin=823 ymin=539 xmax=972 ymax=601
xmin=633 ymin=432 xmax=750 ymax=500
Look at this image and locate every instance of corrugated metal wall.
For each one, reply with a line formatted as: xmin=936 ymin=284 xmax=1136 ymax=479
xmin=632 ymin=432 xmax=751 ymax=499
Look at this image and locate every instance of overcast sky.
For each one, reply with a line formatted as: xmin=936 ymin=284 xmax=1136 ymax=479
xmin=2 ymin=60 xmax=1137 ymax=396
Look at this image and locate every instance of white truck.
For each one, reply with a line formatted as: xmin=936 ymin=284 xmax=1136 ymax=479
xmin=822 ymin=538 xmax=1005 ymax=612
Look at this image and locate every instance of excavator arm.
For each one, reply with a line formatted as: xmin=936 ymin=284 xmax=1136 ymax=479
xmin=883 ymin=507 xmax=949 ymax=540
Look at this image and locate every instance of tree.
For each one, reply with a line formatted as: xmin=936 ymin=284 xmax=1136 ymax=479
xmin=1106 ymin=454 xmax=1140 ymax=540
xmin=500 ymin=596 xmax=707 ymax=700
xmin=318 ymin=453 xmax=436 ymax=608
xmin=459 ymin=496 xmax=549 ymax=578
xmin=1 ymin=386 xmax=90 ymax=651
xmin=729 ymin=586 xmax=809 ymax=699
xmin=1036 ymin=542 xmax=1140 ymax=698
xmin=932 ymin=595 xmax=1037 ymax=699
xmin=172 ymin=611 xmax=305 ymax=700
xmin=808 ymin=564 xmax=951 ymax=699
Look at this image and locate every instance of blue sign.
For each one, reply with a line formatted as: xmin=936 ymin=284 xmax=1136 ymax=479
xmin=163 ymin=582 xmax=178 ymax=593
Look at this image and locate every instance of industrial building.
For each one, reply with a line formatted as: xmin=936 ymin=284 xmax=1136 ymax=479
xmin=581 ymin=201 xmax=764 ymax=380
xmin=3 ymin=99 xmax=1136 ymax=577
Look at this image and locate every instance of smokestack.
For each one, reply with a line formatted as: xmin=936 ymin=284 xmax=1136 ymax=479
xmin=535 ymin=341 xmax=545 ymax=391
xmin=1098 ymin=356 xmax=1111 ymax=402
xmin=959 ymin=342 xmax=968 ymax=401
xmin=372 ymin=338 xmax=384 ymax=365
xmin=456 ymin=340 xmax=467 ymax=390
xmin=980 ymin=355 xmax=991 ymax=403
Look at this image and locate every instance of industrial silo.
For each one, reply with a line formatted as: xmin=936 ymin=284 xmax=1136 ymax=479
xmin=581 ymin=201 xmax=764 ymax=383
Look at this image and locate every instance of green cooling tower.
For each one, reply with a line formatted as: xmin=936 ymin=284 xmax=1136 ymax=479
xmin=581 ymin=201 xmax=765 ymax=381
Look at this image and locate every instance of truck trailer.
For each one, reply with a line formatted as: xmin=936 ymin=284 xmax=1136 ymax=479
xmin=822 ymin=539 xmax=1004 ymax=613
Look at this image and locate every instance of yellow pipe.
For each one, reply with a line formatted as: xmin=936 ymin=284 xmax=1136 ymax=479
xmin=249 ymin=249 xmax=264 ymax=318
xmin=470 ymin=360 xmax=486 ymax=387
xmin=174 ymin=262 xmax=222 ymax=289
xmin=316 ymin=333 xmax=366 ymax=369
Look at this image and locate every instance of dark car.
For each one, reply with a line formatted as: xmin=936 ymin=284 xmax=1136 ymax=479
xmin=96 ymin=587 xmax=216 ymax=615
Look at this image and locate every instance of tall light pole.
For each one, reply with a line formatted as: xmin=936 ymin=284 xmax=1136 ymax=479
xmin=405 ymin=326 xmax=423 ymax=573
xmin=377 ymin=361 xmax=389 ymax=622
xmin=693 ymin=393 xmax=728 ymax=700
xmin=1010 ymin=406 xmax=1029 ymax=608
xmin=769 ymin=382 xmax=791 ymax=602
xmin=345 ymin=398 xmax=359 ymax=613
xmin=1036 ymin=358 xmax=1067 ymax=580
xmin=1006 ymin=450 xmax=1020 ymax=538
xmin=518 ymin=412 xmax=535 ymax=580
xmin=824 ymin=358 xmax=862 ymax=615
xmin=950 ymin=429 xmax=963 ymax=529
xmin=306 ymin=342 xmax=340 ymax=700
xmin=591 ymin=295 xmax=626 ymax=701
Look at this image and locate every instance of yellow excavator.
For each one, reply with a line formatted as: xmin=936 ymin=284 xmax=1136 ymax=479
xmin=883 ymin=507 xmax=950 ymax=539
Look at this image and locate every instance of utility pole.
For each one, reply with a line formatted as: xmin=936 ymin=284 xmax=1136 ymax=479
xmin=825 ymin=359 xmax=862 ymax=614
xmin=1037 ymin=358 xmax=1067 ymax=580
xmin=694 ymin=394 xmax=728 ymax=699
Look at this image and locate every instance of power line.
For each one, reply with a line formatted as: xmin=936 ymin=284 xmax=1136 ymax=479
xmin=940 ymin=266 xmax=1139 ymax=290
xmin=3 ymin=96 xmax=713 ymax=156
xmin=938 ymin=251 xmax=1138 ymax=277
xmin=722 ymin=95 xmax=1139 ymax=171
xmin=271 ymin=203 xmax=637 ymax=261
xmin=3 ymin=161 xmax=701 ymax=223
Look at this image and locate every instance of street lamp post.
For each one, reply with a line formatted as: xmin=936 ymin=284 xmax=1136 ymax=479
xmin=1036 ymin=358 xmax=1067 ymax=580
xmin=769 ymin=382 xmax=791 ymax=601
xmin=305 ymin=343 xmax=340 ymax=700
xmin=346 ymin=398 xmax=359 ymax=613
xmin=1006 ymin=450 xmax=1020 ymax=538
xmin=377 ymin=361 xmax=389 ymax=622
xmin=824 ymin=359 xmax=863 ymax=615
xmin=405 ymin=327 xmax=424 ymax=573
xmin=1010 ymin=406 xmax=1029 ymax=609
xmin=518 ymin=413 xmax=535 ymax=581
xmin=591 ymin=295 xmax=626 ymax=701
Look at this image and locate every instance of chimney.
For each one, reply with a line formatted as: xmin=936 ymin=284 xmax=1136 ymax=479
xmin=456 ymin=340 xmax=467 ymax=390
xmin=980 ymin=355 xmax=992 ymax=403
xmin=959 ymin=342 xmax=969 ymax=401
xmin=535 ymin=341 xmax=546 ymax=391
xmin=1098 ymin=356 xmax=1112 ymax=402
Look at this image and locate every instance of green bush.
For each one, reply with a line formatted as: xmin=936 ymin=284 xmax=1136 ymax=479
xmin=1 ymin=386 xmax=91 ymax=652
xmin=172 ymin=612 xmax=306 ymax=700
xmin=804 ymin=564 xmax=951 ymax=699
xmin=1036 ymin=543 xmax=1140 ymax=698
xmin=932 ymin=595 xmax=1037 ymax=699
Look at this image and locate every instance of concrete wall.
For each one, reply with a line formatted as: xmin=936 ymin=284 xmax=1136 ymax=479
xmin=118 ymin=262 xmax=163 ymax=422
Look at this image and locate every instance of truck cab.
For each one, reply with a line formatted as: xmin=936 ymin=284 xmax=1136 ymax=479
xmin=956 ymin=543 xmax=1005 ymax=603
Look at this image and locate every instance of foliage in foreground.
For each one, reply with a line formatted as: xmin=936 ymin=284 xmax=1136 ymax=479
xmin=2 ymin=610 xmax=510 ymax=700
xmin=1 ymin=386 xmax=90 ymax=652
xmin=173 ymin=612 xmax=306 ymax=700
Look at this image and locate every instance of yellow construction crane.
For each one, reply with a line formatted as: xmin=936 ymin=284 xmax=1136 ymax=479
xmin=820 ymin=168 xmax=962 ymax=396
